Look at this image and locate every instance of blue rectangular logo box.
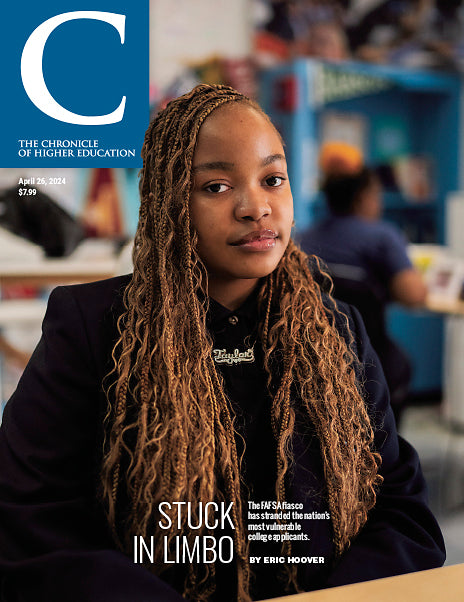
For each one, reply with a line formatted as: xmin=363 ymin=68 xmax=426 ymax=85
xmin=1 ymin=2 xmax=149 ymax=167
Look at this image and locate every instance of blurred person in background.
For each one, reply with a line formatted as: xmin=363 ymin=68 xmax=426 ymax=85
xmin=300 ymin=142 xmax=427 ymax=426
xmin=300 ymin=19 xmax=350 ymax=60
xmin=289 ymin=0 xmax=350 ymax=60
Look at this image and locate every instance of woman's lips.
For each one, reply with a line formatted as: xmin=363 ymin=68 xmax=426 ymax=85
xmin=230 ymin=229 xmax=278 ymax=251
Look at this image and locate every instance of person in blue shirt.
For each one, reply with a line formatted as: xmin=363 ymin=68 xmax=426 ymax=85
xmin=300 ymin=142 xmax=427 ymax=425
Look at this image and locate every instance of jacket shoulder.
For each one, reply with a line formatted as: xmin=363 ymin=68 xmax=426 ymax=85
xmin=62 ymin=273 xmax=131 ymax=302
xmin=46 ymin=274 xmax=132 ymax=377
xmin=55 ymin=273 xmax=131 ymax=321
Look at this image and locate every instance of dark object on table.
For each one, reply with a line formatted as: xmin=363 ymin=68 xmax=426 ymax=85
xmin=0 ymin=184 xmax=84 ymax=257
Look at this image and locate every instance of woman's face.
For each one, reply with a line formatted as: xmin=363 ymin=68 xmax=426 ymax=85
xmin=190 ymin=103 xmax=294 ymax=309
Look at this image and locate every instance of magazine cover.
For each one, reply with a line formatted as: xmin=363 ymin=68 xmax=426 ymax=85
xmin=0 ymin=2 xmax=462 ymax=602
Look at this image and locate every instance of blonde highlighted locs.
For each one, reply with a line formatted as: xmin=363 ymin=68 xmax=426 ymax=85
xmin=100 ymin=84 xmax=383 ymax=601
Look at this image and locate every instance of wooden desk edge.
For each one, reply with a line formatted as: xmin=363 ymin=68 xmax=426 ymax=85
xmin=263 ymin=563 xmax=464 ymax=602
xmin=0 ymin=273 xmax=116 ymax=287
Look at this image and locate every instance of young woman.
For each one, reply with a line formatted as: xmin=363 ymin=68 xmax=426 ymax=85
xmin=0 ymin=85 xmax=444 ymax=602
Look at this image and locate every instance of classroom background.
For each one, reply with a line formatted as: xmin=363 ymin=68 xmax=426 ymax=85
xmin=1 ymin=0 xmax=464 ymax=570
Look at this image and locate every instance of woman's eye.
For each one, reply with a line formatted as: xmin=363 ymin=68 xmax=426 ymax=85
xmin=266 ymin=175 xmax=284 ymax=187
xmin=205 ymin=183 xmax=229 ymax=193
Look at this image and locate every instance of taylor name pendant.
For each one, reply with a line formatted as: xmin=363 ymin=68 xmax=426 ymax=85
xmin=213 ymin=347 xmax=255 ymax=366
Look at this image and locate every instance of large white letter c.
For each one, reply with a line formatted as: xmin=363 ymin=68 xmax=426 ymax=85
xmin=21 ymin=11 xmax=126 ymax=125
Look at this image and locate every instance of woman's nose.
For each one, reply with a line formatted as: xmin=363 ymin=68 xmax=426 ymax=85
xmin=234 ymin=187 xmax=271 ymax=221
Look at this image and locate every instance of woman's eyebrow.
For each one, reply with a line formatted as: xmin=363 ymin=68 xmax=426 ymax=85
xmin=262 ymin=153 xmax=286 ymax=166
xmin=192 ymin=161 xmax=234 ymax=173
xmin=193 ymin=154 xmax=286 ymax=173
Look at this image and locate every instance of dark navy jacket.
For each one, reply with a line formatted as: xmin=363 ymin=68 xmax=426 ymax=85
xmin=0 ymin=275 xmax=445 ymax=601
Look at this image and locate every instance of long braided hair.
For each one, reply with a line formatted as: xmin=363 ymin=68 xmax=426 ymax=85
xmin=101 ymin=84 xmax=383 ymax=601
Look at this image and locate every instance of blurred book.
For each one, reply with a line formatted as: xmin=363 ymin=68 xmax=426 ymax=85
xmin=393 ymin=155 xmax=435 ymax=202
xmin=410 ymin=244 xmax=464 ymax=308
xmin=320 ymin=111 xmax=367 ymax=157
